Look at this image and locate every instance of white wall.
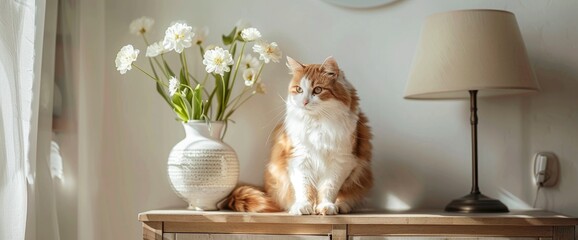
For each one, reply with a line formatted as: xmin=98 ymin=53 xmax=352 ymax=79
xmin=96 ymin=0 xmax=578 ymax=239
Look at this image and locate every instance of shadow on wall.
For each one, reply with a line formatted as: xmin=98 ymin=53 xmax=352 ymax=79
xmin=481 ymin=57 xmax=578 ymax=212
xmin=368 ymin=57 xmax=578 ymax=212
xmin=368 ymin=160 xmax=423 ymax=211
xmin=321 ymin=0 xmax=405 ymax=10
xmin=524 ymin=61 xmax=578 ymax=212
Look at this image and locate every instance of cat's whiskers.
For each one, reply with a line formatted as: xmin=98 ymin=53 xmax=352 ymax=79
xmin=262 ymin=94 xmax=290 ymax=145
xmin=277 ymin=94 xmax=288 ymax=104
xmin=265 ymin=109 xmax=287 ymax=145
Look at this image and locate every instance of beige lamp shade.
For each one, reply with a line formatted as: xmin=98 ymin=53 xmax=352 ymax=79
xmin=405 ymin=10 xmax=539 ymax=99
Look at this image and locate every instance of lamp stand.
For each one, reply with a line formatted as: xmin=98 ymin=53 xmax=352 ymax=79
xmin=444 ymin=90 xmax=509 ymax=213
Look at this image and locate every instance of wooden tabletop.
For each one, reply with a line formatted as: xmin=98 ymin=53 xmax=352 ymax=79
xmin=138 ymin=209 xmax=578 ymax=226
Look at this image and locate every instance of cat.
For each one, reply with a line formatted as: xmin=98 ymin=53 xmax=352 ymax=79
xmin=221 ymin=56 xmax=373 ymax=215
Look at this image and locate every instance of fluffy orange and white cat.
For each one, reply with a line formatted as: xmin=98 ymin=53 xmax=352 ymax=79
xmin=221 ymin=56 xmax=373 ymax=215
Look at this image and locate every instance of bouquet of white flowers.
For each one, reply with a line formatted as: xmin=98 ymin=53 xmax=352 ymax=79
xmin=115 ymin=17 xmax=282 ymax=125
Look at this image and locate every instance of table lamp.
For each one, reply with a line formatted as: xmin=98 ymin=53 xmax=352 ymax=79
xmin=405 ymin=9 xmax=539 ymax=213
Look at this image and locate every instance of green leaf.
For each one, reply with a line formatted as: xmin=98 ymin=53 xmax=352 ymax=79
xmin=180 ymin=93 xmax=192 ymax=120
xmin=173 ymin=105 xmax=188 ymax=121
xmin=222 ymin=70 xmax=232 ymax=108
xmin=171 ymin=94 xmax=189 ymax=121
xmin=199 ymin=45 xmax=205 ymax=58
xmin=164 ymin=60 xmax=175 ymax=77
xmin=171 ymin=94 xmax=183 ymax=111
xmin=193 ymin=84 xmax=203 ymax=119
xmin=204 ymin=87 xmax=218 ymax=118
xmin=229 ymin=42 xmax=238 ymax=58
xmin=235 ymin=31 xmax=245 ymax=42
xmin=214 ymin=74 xmax=226 ymax=120
xmin=156 ymin=83 xmax=171 ymax=107
xmin=179 ymin=67 xmax=191 ymax=87
xmin=175 ymin=111 xmax=188 ymax=122
xmin=222 ymin=27 xmax=237 ymax=45
xmin=148 ymin=58 xmax=172 ymax=108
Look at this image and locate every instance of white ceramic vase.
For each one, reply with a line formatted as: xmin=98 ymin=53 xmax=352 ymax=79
xmin=167 ymin=121 xmax=239 ymax=210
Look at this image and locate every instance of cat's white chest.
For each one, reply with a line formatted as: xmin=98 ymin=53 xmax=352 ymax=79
xmin=286 ymin=109 xmax=358 ymax=155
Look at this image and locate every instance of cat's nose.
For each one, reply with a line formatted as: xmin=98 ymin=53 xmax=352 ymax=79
xmin=303 ymin=99 xmax=309 ymax=106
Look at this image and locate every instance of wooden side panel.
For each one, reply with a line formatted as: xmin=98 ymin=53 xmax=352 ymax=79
xmin=349 ymin=237 xmax=539 ymax=240
xmin=332 ymin=224 xmax=347 ymax=240
xmin=552 ymin=226 xmax=575 ymax=240
xmin=175 ymin=234 xmax=329 ymax=240
xmin=175 ymin=234 xmax=210 ymax=240
xmin=348 ymin=225 xmax=553 ymax=237
xmin=163 ymin=233 xmax=176 ymax=240
xmin=143 ymin=221 xmax=163 ymax=240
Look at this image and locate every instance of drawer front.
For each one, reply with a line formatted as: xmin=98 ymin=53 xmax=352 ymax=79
xmin=167 ymin=233 xmax=329 ymax=240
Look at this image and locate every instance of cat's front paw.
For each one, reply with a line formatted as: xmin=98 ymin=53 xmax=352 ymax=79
xmin=288 ymin=201 xmax=314 ymax=215
xmin=336 ymin=201 xmax=352 ymax=214
xmin=315 ymin=202 xmax=339 ymax=215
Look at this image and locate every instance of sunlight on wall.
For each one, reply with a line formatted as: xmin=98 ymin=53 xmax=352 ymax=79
xmin=498 ymin=188 xmax=533 ymax=209
xmin=384 ymin=193 xmax=411 ymax=211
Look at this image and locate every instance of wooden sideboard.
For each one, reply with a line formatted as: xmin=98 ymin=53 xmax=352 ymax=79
xmin=138 ymin=210 xmax=578 ymax=240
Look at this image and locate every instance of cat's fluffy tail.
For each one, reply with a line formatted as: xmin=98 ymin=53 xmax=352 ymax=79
xmin=218 ymin=185 xmax=281 ymax=212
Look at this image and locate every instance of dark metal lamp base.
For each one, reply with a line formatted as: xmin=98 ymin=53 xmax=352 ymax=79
xmin=445 ymin=193 xmax=509 ymax=213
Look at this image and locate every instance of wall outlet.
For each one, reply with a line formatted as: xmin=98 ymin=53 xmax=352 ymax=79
xmin=533 ymin=152 xmax=559 ymax=187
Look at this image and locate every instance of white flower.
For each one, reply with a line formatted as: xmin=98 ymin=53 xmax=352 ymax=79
xmin=193 ymin=26 xmax=209 ymax=45
xmin=163 ymin=22 xmax=194 ymax=53
xmin=241 ymin=28 xmax=261 ymax=42
xmin=243 ymin=68 xmax=257 ymax=86
xmin=145 ymin=41 xmax=168 ymax=57
xmin=202 ymin=47 xmax=234 ymax=76
xmin=168 ymin=76 xmax=179 ymax=96
xmin=129 ymin=17 xmax=154 ymax=35
xmin=252 ymin=41 xmax=282 ymax=64
xmin=240 ymin=54 xmax=260 ymax=70
xmin=115 ymin=44 xmax=139 ymax=74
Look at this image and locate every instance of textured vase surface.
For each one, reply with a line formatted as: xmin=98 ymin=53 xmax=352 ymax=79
xmin=167 ymin=121 xmax=239 ymax=210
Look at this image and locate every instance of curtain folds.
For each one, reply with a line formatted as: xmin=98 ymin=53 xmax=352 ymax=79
xmin=0 ymin=0 xmax=59 ymax=239
xmin=0 ymin=1 xmax=37 ymax=239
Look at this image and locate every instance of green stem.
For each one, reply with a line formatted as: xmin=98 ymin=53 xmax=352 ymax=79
xmin=188 ymin=73 xmax=210 ymax=96
xmin=226 ymin=87 xmax=251 ymax=111
xmin=181 ymin=52 xmax=191 ymax=86
xmin=161 ymin=54 xmax=168 ymax=69
xmin=229 ymin=42 xmax=246 ymax=93
xmin=226 ymin=90 xmax=254 ymax=120
xmin=233 ymin=93 xmax=255 ymax=111
xmin=152 ymin=57 xmax=169 ymax=78
xmin=215 ymin=74 xmax=227 ymax=120
xmin=219 ymin=75 xmax=227 ymax=120
xmin=142 ymin=35 xmax=150 ymax=46
xmin=254 ymin=62 xmax=265 ymax=81
xmin=202 ymin=73 xmax=209 ymax=86
xmin=220 ymin=121 xmax=229 ymax=140
xmin=224 ymin=63 xmax=264 ymax=114
xmin=132 ymin=64 xmax=167 ymax=87
xmin=199 ymin=45 xmax=205 ymax=58
xmin=225 ymin=90 xmax=257 ymax=121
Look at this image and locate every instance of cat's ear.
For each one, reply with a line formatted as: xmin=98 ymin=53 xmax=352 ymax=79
xmin=321 ymin=56 xmax=339 ymax=77
xmin=286 ymin=56 xmax=304 ymax=74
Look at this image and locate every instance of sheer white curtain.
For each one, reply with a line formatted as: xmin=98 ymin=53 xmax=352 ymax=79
xmin=0 ymin=0 xmax=60 ymax=239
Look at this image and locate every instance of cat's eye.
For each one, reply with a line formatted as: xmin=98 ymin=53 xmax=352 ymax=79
xmin=294 ymin=86 xmax=303 ymax=93
xmin=313 ymin=87 xmax=323 ymax=95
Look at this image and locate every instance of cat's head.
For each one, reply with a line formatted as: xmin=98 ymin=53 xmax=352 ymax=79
xmin=285 ymin=56 xmax=355 ymax=116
